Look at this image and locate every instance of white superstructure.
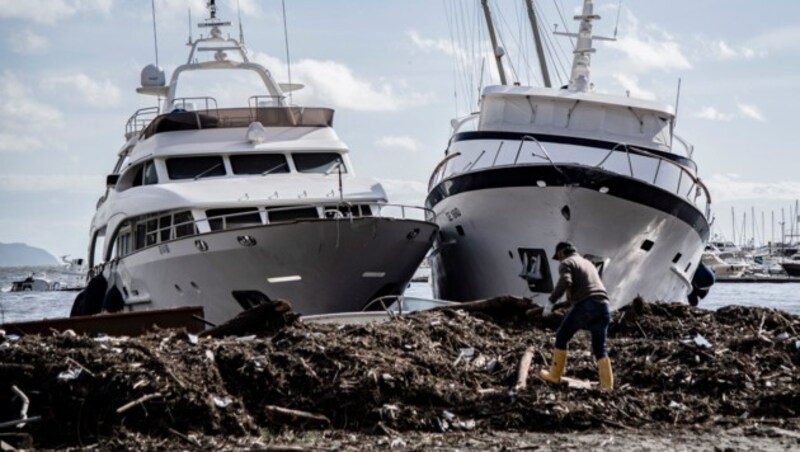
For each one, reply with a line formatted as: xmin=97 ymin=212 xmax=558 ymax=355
xmin=426 ymin=0 xmax=712 ymax=308
xmin=82 ymin=2 xmax=437 ymax=324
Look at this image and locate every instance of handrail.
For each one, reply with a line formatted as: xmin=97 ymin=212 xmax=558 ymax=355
xmin=125 ymin=106 xmax=160 ymax=138
xmin=122 ymin=201 xmax=437 ymax=257
xmin=428 ymin=152 xmax=461 ymax=189
xmin=433 ymin=136 xmax=712 ymax=219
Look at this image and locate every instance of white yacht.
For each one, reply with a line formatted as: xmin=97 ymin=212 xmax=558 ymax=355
xmin=426 ymin=0 xmax=712 ymax=309
xmin=81 ymin=3 xmax=437 ymax=325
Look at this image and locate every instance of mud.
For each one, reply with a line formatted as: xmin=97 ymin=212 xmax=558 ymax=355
xmin=1 ymin=298 xmax=799 ymax=450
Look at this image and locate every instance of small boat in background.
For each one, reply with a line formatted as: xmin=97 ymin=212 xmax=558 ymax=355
xmin=10 ymin=274 xmax=61 ymax=292
xmin=780 ymin=254 xmax=800 ymax=277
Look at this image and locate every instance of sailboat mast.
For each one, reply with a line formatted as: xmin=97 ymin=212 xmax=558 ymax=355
xmin=524 ymin=0 xmax=552 ymax=87
xmin=480 ymin=0 xmax=508 ymax=85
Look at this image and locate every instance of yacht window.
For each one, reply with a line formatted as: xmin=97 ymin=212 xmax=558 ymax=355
xmin=145 ymin=218 xmax=158 ymax=246
xmin=268 ymin=207 xmax=319 ymax=223
xmin=135 ymin=223 xmax=146 ymax=250
xmin=293 ymin=153 xmax=346 ymax=174
xmin=159 ymin=215 xmax=172 ymax=242
xmin=143 ymin=160 xmax=158 ymax=185
xmin=230 ymin=154 xmax=289 ymax=175
xmin=131 ymin=165 xmax=145 ymax=187
xmin=166 ymin=156 xmax=226 ymax=180
xmin=207 ymin=208 xmax=262 ymax=231
xmin=173 ymin=211 xmax=197 ymax=237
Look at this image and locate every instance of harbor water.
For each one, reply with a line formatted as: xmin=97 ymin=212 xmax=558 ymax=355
xmin=1 ymin=266 xmax=799 ymax=325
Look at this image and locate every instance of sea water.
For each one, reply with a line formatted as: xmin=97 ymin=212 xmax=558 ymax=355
xmin=1 ymin=266 xmax=799 ymax=324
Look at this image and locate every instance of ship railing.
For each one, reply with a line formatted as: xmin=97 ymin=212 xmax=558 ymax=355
xmin=145 ymin=203 xmax=436 ymax=243
xmin=428 ymin=136 xmax=712 ymax=219
xmin=124 ymin=107 xmax=160 ymax=139
xmin=171 ymin=97 xmax=219 ymax=115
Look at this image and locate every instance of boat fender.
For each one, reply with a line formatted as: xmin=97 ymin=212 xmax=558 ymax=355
xmin=69 ymin=290 xmax=86 ymax=317
xmin=102 ymin=286 xmax=124 ymax=313
xmin=82 ymin=274 xmax=108 ymax=316
xmin=688 ymin=262 xmax=715 ymax=307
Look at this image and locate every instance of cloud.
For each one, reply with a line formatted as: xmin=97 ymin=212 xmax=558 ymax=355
xmin=611 ymin=74 xmax=656 ymax=100
xmin=0 ymin=70 xmax=63 ymax=152
xmin=251 ymin=52 xmax=432 ymax=111
xmin=703 ymin=39 xmax=761 ymax=61
xmin=604 ymin=10 xmax=691 ymax=74
xmin=375 ymin=136 xmax=420 ymax=153
xmin=694 ymin=107 xmax=734 ymax=121
xmin=0 ymin=0 xmax=110 ymax=25
xmin=407 ymin=30 xmax=467 ymax=60
xmin=704 ymin=174 xmax=800 ymax=203
xmin=43 ymin=73 xmax=122 ymax=108
xmin=0 ymin=174 xmax=103 ymax=193
xmin=693 ymin=103 xmax=765 ymax=122
xmin=736 ymin=101 xmax=765 ymax=122
xmin=7 ymin=29 xmax=49 ymax=55
xmin=154 ymin=0 xmax=207 ymax=19
xmin=749 ymin=26 xmax=800 ymax=54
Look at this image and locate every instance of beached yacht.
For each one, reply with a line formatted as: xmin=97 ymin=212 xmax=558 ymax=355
xmin=426 ymin=0 xmax=712 ymax=308
xmin=81 ymin=3 xmax=436 ymax=324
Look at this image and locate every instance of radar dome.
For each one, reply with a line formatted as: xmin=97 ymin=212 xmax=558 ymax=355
xmin=140 ymin=64 xmax=166 ymax=87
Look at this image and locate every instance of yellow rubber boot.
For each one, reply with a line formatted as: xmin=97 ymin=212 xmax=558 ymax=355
xmin=597 ymin=357 xmax=614 ymax=390
xmin=539 ymin=348 xmax=567 ymax=384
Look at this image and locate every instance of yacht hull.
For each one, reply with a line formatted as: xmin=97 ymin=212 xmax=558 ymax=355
xmin=111 ymin=217 xmax=436 ymax=325
xmin=427 ymin=165 xmax=709 ymax=309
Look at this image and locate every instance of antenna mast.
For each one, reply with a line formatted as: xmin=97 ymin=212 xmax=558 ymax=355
xmin=150 ymin=0 xmax=160 ymax=67
xmin=524 ymin=0 xmax=551 ymax=88
xmin=554 ymin=0 xmax=615 ymax=92
xmin=480 ymin=0 xmax=507 ymax=85
xmin=281 ymin=0 xmax=293 ymax=103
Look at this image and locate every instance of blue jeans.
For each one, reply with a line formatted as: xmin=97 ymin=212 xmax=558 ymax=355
xmin=554 ymin=297 xmax=611 ymax=360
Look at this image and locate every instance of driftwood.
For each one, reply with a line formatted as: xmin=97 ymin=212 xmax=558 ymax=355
xmin=264 ymin=405 xmax=331 ymax=426
xmin=116 ymin=392 xmax=162 ymax=414
xmin=200 ymin=299 xmax=295 ymax=338
xmin=430 ymin=295 xmax=534 ymax=313
xmin=513 ymin=346 xmax=536 ymax=391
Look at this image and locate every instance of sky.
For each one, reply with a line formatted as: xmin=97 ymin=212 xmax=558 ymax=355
xmin=1 ymin=0 xmax=800 ymax=258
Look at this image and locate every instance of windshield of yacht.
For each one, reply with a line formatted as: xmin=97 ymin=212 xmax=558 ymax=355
xmin=293 ymin=153 xmax=347 ymax=174
xmin=166 ymin=156 xmax=226 ymax=180
xmin=230 ymin=154 xmax=289 ymax=175
xmin=171 ymin=70 xmax=275 ymax=110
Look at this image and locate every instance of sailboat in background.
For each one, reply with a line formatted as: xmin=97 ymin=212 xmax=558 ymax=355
xmin=426 ymin=0 xmax=713 ymax=308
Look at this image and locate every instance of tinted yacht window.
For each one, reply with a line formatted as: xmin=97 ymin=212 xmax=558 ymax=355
xmin=293 ymin=153 xmax=346 ymax=174
xmin=166 ymin=156 xmax=225 ymax=180
xmin=230 ymin=154 xmax=289 ymax=175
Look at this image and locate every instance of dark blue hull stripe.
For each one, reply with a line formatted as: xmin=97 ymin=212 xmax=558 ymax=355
xmin=425 ymin=165 xmax=710 ymax=241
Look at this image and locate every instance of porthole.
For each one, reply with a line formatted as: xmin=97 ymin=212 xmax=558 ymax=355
xmin=641 ymin=240 xmax=654 ymax=251
xmin=672 ymin=253 xmax=682 ymax=263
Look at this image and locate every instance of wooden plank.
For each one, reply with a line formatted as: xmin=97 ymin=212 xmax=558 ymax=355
xmin=562 ymin=376 xmax=596 ymax=390
xmin=0 ymin=306 xmax=206 ymax=337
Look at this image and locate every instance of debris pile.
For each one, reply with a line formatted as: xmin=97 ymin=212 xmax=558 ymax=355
xmin=1 ymin=297 xmax=798 ymax=448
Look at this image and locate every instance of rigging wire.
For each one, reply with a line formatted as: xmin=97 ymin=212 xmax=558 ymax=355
xmin=443 ymin=0 xmax=462 ymax=116
xmin=491 ymin=0 xmax=523 ymax=85
xmin=280 ymin=0 xmax=293 ymax=104
xmin=537 ymin=2 xmax=569 ymax=85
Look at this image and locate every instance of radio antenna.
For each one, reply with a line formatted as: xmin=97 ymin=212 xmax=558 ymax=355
xmin=237 ymin=0 xmax=246 ymax=49
xmin=150 ymin=0 xmax=160 ymax=67
xmin=281 ymin=0 xmax=293 ymax=104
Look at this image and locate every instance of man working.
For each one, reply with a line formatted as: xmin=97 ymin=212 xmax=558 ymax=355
xmin=539 ymin=241 xmax=614 ymax=390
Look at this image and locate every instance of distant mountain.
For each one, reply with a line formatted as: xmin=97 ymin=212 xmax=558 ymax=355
xmin=0 ymin=242 xmax=59 ymax=267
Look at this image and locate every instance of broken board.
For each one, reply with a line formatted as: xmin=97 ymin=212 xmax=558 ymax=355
xmin=561 ymin=376 xmax=596 ymax=390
